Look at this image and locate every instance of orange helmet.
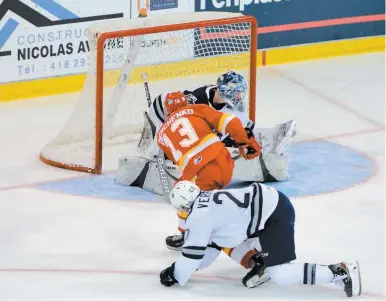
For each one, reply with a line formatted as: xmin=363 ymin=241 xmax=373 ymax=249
xmin=164 ymin=91 xmax=188 ymax=116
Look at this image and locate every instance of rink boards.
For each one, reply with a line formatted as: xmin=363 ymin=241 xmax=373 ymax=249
xmin=1 ymin=35 xmax=384 ymax=102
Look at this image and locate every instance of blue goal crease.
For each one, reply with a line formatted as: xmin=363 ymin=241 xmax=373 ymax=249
xmin=35 ymin=141 xmax=374 ymax=201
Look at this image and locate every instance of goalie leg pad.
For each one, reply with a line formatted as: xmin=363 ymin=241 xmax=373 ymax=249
xmin=260 ymin=153 xmax=290 ymax=182
xmin=229 ymin=148 xmax=290 ymax=182
xmin=116 ymin=156 xmax=180 ymax=196
xmin=115 ymin=156 xmax=156 ymax=189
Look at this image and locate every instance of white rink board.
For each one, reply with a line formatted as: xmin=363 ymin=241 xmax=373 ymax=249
xmin=0 ymin=0 xmax=194 ymax=83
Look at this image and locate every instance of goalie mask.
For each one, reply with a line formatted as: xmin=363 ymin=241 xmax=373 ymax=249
xmin=217 ymin=71 xmax=247 ymax=110
xmin=170 ymin=180 xmax=200 ymax=213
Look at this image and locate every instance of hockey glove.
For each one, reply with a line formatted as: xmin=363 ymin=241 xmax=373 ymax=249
xmin=238 ymin=137 xmax=261 ymax=160
xmin=221 ymin=135 xmax=237 ymax=147
xmin=220 ymin=127 xmax=254 ymax=148
xmin=160 ymin=263 xmax=178 ymax=287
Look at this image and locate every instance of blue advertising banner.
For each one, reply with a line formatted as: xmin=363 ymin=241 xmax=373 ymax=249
xmin=150 ymin=0 xmax=178 ymax=11
xmin=195 ymin=0 xmax=385 ymax=48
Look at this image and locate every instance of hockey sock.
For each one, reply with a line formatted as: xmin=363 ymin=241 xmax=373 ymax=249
xmin=177 ymin=211 xmax=188 ymax=232
xmin=223 ymin=246 xmax=257 ymax=269
xmin=267 ymin=262 xmax=334 ymax=285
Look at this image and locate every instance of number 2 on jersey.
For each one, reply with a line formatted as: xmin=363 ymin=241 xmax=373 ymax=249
xmin=213 ymin=191 xmax=251 ymax=209
xmin=163 ymin=117 xmax=199 ymax=162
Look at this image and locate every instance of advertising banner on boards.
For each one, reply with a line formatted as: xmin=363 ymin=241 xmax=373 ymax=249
xmin=0 ymin=0 xmax=194 ymax=83
xmin=0 ymin=0 xmax=127 ymax=83
xmin=149 ymin=0 xmax=178 ymax=11
xmin=195 ymin=0 xmax=385 ymax=49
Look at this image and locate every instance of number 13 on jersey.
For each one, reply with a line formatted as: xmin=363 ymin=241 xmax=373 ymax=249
xmin=162 ymin=117 xmax=199 ymax=162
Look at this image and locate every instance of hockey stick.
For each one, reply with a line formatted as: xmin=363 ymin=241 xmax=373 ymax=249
xmin=142 ymin=72 xmax=152 ymax=107
xmin=141 ymin=72 xmax=171 ymax=203
xmin=104 ymin=36 xmax=144 ymax=138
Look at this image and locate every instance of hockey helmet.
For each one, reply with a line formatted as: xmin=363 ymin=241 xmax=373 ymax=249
xmin=170 ymin=180 xmax=200 ymax=213
xmin=217 ymin=70 xmax=247 ymax=109
xmin=164 ymin=91 xmax=188 ymax=116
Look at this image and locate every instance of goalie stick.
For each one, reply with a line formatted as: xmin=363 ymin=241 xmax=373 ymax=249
xmin=141 ymin=72 xmax=171 ymax=203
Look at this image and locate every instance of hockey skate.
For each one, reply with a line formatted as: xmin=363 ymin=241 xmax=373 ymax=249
xmin=329 ymin=261 xmax=362 ymax=297
xmin=166 ymin=233 xmax=184 ymax=251
xmin=242 ymin=253 xmax=271 ymax=288
xmin=272 ymin=118 xmax=297 ymax=155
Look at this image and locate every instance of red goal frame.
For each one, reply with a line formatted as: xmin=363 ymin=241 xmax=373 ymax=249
xmin=40 ymin=15 xmax=258 ymax=174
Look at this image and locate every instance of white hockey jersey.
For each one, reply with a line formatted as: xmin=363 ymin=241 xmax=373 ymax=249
xmin=173 ymin=183 xmax=279 ymax=286
xmin=150 ymin=85 xmax=253 ymax=128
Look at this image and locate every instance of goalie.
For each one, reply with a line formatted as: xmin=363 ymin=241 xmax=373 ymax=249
xmin=117 ymin=70 xmax=297 ymax=192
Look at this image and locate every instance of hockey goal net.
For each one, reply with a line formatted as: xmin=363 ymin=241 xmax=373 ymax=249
xmin=40 ymin=12 xmax=257 ymax=174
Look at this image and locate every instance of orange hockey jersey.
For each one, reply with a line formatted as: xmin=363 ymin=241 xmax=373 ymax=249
xmin=156 ymin=104 xmax=253 ymax=182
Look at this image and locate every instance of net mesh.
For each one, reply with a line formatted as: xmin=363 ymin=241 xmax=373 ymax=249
xmin=40 ymin=12 xmax=254 ymax=172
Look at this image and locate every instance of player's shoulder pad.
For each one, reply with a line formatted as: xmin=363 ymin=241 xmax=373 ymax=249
xmin=187 ymin=85 xmax=216 ymax=104
xmin=187 ymin=191 xmax=211 ymax=221
xmin=192 ymin=84 xmax=216 ymax=93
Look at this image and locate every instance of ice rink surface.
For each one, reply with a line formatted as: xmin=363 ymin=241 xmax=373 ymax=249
xmin=0 ymin=52 xmax=384 ymax=300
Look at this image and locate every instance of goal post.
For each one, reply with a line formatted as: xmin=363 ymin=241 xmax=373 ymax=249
xmin=40 ymin=12 xmax=258 ymax=174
